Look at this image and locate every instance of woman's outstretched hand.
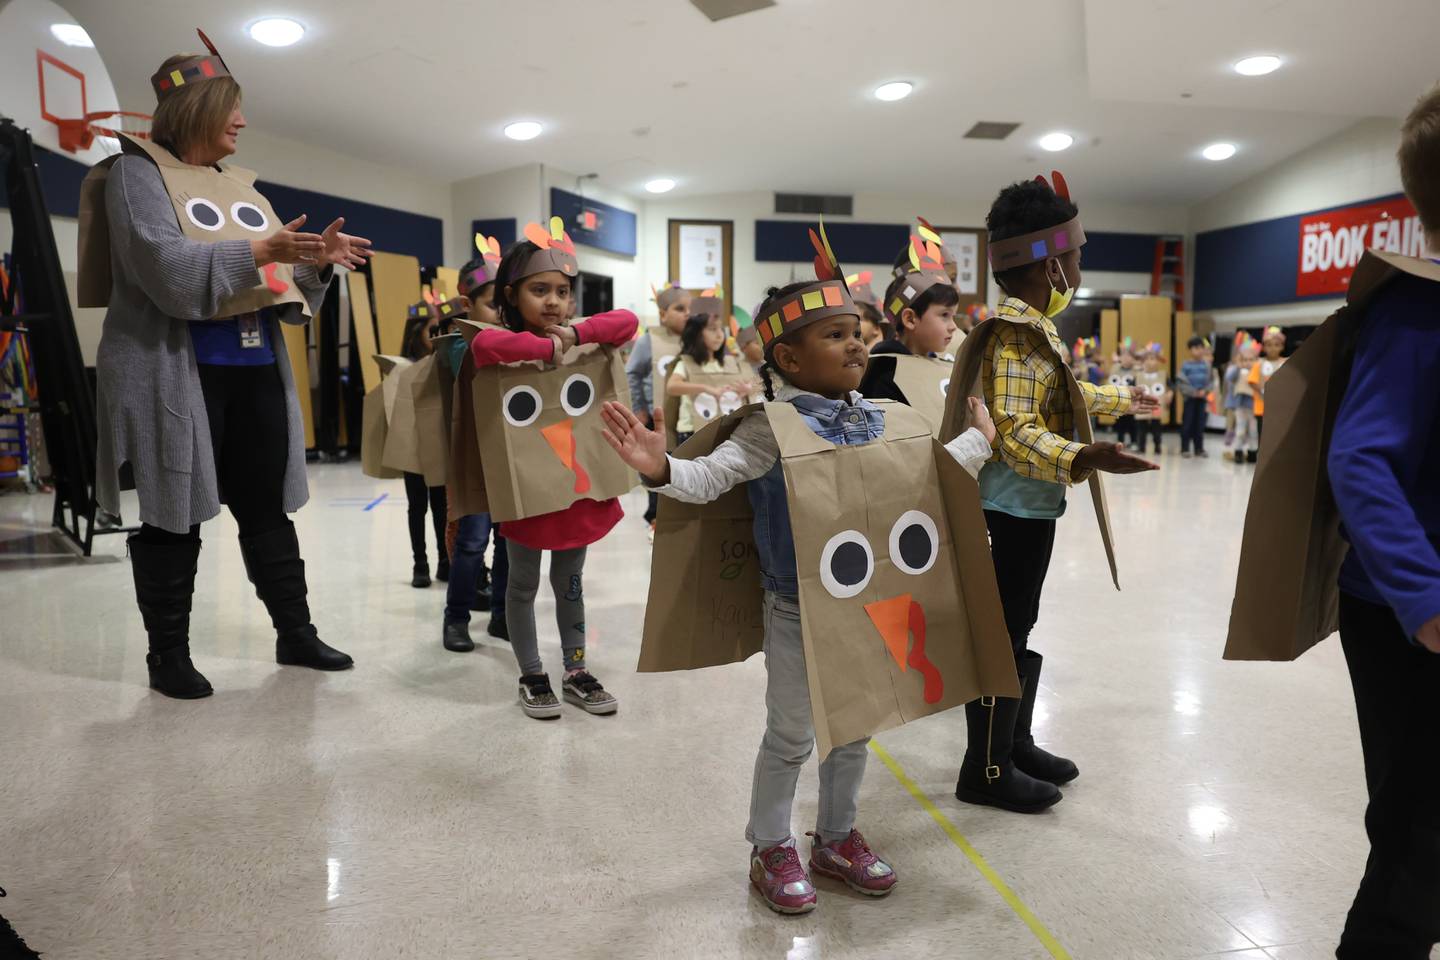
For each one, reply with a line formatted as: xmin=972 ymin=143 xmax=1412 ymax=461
xmin=601 ymin=401 xmax=670 ymax=484
xmin=319 ymin=217 xmax=373 ymax=270
xmin=251 ymin=215 xmax=324 ymax=267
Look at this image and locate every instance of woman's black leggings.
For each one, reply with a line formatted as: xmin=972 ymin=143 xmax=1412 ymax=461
xmin=403 ymin=471 xmax=447 ymax=567
xmin=137 ymin=362 xmax=290 ymax=544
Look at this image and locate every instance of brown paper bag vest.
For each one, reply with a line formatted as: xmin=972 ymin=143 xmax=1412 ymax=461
xmin=941 ymin=316 xmax=1120 ymax=589
xmin=360 ymin=354 xmax=411 ymax=480
xmin=662 ymin=355 xmax=753 ymax=448
xmin=865 ymin=353 xmax=954 ymax=435
xmin=466 ymin=343 xmax=637 ymax=523
xmin=1224 ymin=249 xmax=1440 ymax=662
xmin=379 ymin=353 xmax=450 ymax=488
xmin=639 ymin=399 xmax=1017 ymax=759
xmin=647 ymin=326 xmax=684 ymax=404
xmin=78 ymin=133 xmax=308 ymax=318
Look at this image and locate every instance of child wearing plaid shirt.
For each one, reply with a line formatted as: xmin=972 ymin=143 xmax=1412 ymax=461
xmin=956 ymin=175 xmax=1160 ymax=815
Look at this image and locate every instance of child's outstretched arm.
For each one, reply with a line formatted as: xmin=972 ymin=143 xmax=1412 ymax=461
xmin=601 ymin=401 xmax=776 ymax=504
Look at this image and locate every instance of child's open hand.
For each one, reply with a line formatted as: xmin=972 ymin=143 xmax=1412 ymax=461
xmin=967 ymin=396 xmax=997 ymax=445
xmin=601 ymin=401 xmax=670 ymax=483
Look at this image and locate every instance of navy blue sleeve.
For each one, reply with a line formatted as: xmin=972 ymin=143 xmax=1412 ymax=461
xmin=1327 ymin=278 xmax=1440 ymax=637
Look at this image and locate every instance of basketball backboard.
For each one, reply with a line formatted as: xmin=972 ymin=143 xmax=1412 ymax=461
xmin=0 ymin=0 xmax=127 ymax=164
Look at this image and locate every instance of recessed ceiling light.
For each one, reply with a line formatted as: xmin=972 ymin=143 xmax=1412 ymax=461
xmin=1038 ymin=131 xmax=1074 ymax=152
xmin=1202 ymin=142 xmax=1237 ymax=161
xmin=874 ymin=81 xmax=913 ymax=102
xmin=644 ymin=178 xmax=676 ymax=194
xmin=248 ymin=18 xmax=305 ymax=47
xmin=1233 ymin=55 xmax=1282 ymax=76
xmin=49 ymin=23 xmax=94 ymax=47
xmin=504 ymin=121 xmax=543 ymax=141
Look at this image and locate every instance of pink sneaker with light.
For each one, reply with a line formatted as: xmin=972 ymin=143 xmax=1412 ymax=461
xmin=749 ymin=840 xmax=817 ymax=914
xmin=807 ymin=829 xmax=897 ymax=896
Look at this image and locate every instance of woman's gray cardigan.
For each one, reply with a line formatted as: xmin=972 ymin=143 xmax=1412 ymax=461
xmin=94 ymin=154 xmax=332 ymax=534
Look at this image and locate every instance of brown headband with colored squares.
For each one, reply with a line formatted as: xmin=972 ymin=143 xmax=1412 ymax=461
xmin=690 ymin=286 xmax=725 ymax=321
xmin=756 ymin=222 xmax=857 ymax=354
xmin=151 ymin=28 xmax=233 ymax=101
xmin=987 ymin=171 xmax=1086 ymax=271
xmin=459 ymin=233 xmax=503 ymax=299
xmin=885 ymin=236 xmax=951 ymax=323
xmin=844 ymin=271 xmax=878 ymax=306
xmin=513 ymin=217 xmax=579 ymax=282
xmin=651 ymin=282 xmax=686 ymax=312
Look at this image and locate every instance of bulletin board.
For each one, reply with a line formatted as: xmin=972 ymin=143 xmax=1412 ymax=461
xmin=668 ymin=219 xmax=734 ymax=321
xmin=348 ymin=271 xmax=382 ymax=393
xmin=369 ymin=251 xmax=422 ymax=356
xmin=280 ymin=322 xmax=315 ymax=448
xmin=937 ymin=227 xmax=988 ymax=310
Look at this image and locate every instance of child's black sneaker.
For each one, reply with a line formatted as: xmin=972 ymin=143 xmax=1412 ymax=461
xmin=518 ymin=674 xmax=562 ymax=719
xmin=562 ymin=670 xmax=618 ymax=715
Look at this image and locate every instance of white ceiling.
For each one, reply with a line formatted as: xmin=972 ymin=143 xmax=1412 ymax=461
xmin=58 ymin=0 xmax=1440 ymax=205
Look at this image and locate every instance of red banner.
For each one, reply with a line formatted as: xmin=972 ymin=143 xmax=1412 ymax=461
xmin=1297 ymin=195 xmax=1421 ymax=296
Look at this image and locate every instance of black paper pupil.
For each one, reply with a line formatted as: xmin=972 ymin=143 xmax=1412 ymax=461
xmin=830 ymin=541 xmax=869 ymax=586
xmin=507 ymin=391 xmax=538 ymax=422
xmin=566 ymin=379 xmax=592 ymax=409
xmin=898 ymin=524 xmax=933 ymax=569
xmin=192 ymin=202 xmax=221 ymax=227
xmin=236 ymin=205 xmax=265 ymax=228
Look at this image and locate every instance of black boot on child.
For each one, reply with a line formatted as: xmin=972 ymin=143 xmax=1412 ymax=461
xmin=129 ymin=535 xmax=213 ymax=699
xmin=239 ymin=522 xmax=354 ymax=671
xmin=1011 ymin=651 xmax=1079 ymax=785
xmin=955 ymin=682 xmax=1062 ymax=814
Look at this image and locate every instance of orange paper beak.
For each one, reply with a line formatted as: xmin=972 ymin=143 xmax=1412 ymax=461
xmin=539 ymin=418 xmax=591 ymax=495
xmin=864 ymin=593 xmax=942 ymax=704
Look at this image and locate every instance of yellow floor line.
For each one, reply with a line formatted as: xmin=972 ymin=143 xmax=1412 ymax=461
xmin=870 ymin=740 xmax=1072 ymax=960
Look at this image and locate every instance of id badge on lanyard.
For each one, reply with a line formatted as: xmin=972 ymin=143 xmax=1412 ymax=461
xmin=239 ymin=312 xmax=264 ymax=349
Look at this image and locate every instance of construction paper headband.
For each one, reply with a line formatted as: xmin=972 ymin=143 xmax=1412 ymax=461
xmin=512 ymin=217 xmax=578 ymax=282
xmin=756 ymin=221 xmax=857 ymax=354
xmin=1072 ymin=336 xmax=1098 ymax=359
xmin=459 ymin=233 xmax=504 ymax=299
xmin=151 ymin=29 xmax=233 ymax=101
xmin=844 ymin=271 xmax=878 ymax=306
xmin=1144 ymin=340 xmax=1164 ymax=357
xmin=893 ymin=217 xmax=956 ymax=279
xmin=885 ymin=235 xmax=952 ymax=323
xmin=987 ymin=171 xmax=1086 ymax=271
xmin=690 ymin=286 xmax=725 ymax=321
xmin=966 ymin=303 xmax=992 ymax=323
xmin=1263 ymin=325 xmax=1285 ymax=340
xmin=651 ymin=282 xmax=687 ymax=312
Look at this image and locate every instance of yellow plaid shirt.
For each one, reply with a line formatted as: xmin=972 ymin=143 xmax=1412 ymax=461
xmin=984 ymin=298 xmax=1132 ymax=485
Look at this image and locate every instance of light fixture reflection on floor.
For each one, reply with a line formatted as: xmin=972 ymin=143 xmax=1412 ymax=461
xmin=1187 ymin=804 xmax=1232 ymax=840
xmin=327 ymin=857 xmax=341 ymax=902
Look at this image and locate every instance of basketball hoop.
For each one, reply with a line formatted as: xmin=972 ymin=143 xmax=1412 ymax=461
xmin=52 ymin=110 xmax=152 ymax=153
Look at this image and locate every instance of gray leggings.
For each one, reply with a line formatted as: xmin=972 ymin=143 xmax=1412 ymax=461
xmin=505 ymin=541 xmax=587 ymax=677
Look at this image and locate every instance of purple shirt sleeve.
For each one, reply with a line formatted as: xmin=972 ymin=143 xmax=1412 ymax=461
xmin=1327 ymin=278 xmax=1440 ymax=638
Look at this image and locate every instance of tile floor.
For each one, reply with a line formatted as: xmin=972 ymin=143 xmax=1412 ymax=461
xmin=0 ymin=450 xmax=1429 ymax=959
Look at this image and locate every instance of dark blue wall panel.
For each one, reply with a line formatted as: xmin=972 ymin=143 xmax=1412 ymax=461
xmin=1193 ymin=193 xmax=1407 ymax=310
xmin=755 ymin=220 xmax=909 ymax=264
xmin=550 ymin=188 xmax=637 ymax=256
xmin=5 ymin=143 xmax=443 ymax=266
xmin=1082 ymin=232 xmax=1160 ymax=273
xmin=472 ymin=218 xmax=517 ymax=252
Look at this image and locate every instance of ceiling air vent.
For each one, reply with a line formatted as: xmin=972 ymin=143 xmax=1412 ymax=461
xmin=689 ymin=0 xmax=775 ymax=22
xmin=964 ymin=121 xmax=1021 ymax=140
xmin=774 ymin=193 xmax=853 ymax=216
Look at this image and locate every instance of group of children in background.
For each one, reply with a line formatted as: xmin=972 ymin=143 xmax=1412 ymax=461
xmin=1068 ymin=327 xmax=1290 ymax=461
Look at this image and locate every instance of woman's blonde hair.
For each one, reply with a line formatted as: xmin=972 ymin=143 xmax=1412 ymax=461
xmin=149 ymin=54 xmax=241 ymax=158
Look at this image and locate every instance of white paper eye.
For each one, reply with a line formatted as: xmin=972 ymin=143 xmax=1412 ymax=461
xmin=230 ymin=201 xmax=269 ymax=233
xmin=502 ymin=385 xmax=542 ymax=427
xmin=1149 ymin=382 xmax=1165 ymax=396
xmin=939 ymin=378 xmax=951 ymax=397
xmin=560 ymin=374 xmax=595 ymax=417
xmin=719 ymin=390 xmax=743 ymax=415
xmin=693 ymin=393 xmax=719 ymax=421
xmin=657 ymin=355 xmax=676 ymax=379
xmin=820 ymin=530 xmax=874 ymax=599
xmin=1108 ymin=374 xmax=1122 ymax=386
xmin=889 ymin=510 xmax=939 ymax=576
xmin=185 ymin=197 xmax=224 ymax=232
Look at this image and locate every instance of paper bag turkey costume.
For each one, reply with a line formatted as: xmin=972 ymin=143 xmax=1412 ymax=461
xmin=661 ymin=354 xmax=750 ymax=448
xmin=938 ymin=170 xmax=1119 ymax=589
xmin=360 ymin=355 xmax=411 ymax=480
xmin=1224 ymin=249 xmax=1440 ymax=662
xmin=639 ymin=221 xmax=1016 ymax=759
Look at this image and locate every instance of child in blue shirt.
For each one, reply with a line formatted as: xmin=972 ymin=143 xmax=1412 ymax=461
xmin=1177 ymin=337 xmax=1213 ymax=457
